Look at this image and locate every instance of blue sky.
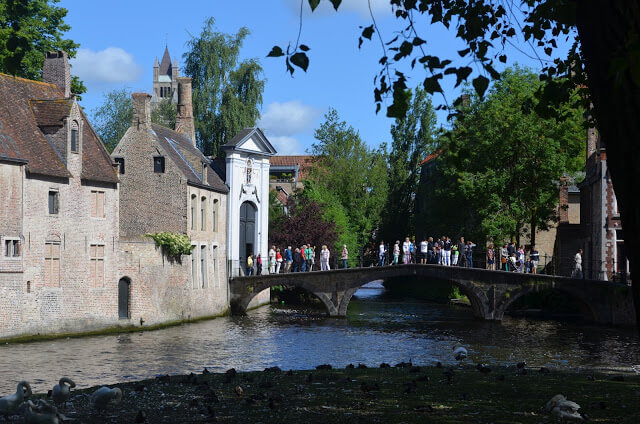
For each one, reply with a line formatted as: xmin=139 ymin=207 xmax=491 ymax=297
xmin=59 ymin=0 xmax=571 ymax=155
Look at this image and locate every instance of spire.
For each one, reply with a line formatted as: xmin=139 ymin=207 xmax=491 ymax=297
xmin=159 ymin=46 xmax=172 ymax=76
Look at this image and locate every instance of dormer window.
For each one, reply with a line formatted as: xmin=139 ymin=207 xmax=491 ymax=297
xmin=70 ymin=120 xmax=79 ymax=153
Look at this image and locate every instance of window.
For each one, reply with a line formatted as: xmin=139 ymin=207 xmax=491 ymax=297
xmin=71 ymin=129 xmax=78 ymax=153
xmin=44 ymin=241 xmax=61 ymax=287
xmin=154 ymin=156 xmax=165 ymax=173
xmin=4 ymin=239 xmax=20 ymax=257
xmin=200 ymin=245 xmax=207 ymax=288
xmin=91 ymin=190 xmax=105 ymax=218
xmin=212 ymin=199 xmax=218 ymax=232
xmin=191 ymin=246 xmax=198 ymax=288
xmin=48 ymin=190 xmax=59 ymax=215
xmin=114 ymin=157 xmax=125 ymax=174
xmin=200 ymin=197 xmax=207 ymax=231
xmin=190 ymin=195 xmax=197 ymax=231
xmin=89 ymin=244 xmax=105 ymax=287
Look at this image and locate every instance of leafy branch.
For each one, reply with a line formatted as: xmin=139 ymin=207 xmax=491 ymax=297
xmin=146 ymin=232 xmax=195 ymax=258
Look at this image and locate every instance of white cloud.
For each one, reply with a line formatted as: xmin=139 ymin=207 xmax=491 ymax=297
xmin=259 ymin=100 xmax=320 ymax=137
xmin=70 ymin=47 xmax=142 ymax=83
xmin=285 ymin=0 xmax=391 ymax=19
xmin=268 ymin=135 xmax=305 ymax=155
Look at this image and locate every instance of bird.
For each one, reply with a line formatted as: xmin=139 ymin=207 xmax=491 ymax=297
xmin=0 ymin=380 xmax=32 ymax=417
xmin=24 ymin=399 xmax=61 ymax=424
xmin=90 ymin=386 xmax=122 ymax=410
xmin=51 ymin=377 xmax=75 ymax=407
xmin=545 ymin=394 xmax=584 ymax=422
xmin=453 ymin=344 xmax=468 ymax=360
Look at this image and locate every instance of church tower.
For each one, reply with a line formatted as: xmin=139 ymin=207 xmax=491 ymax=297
xmin=151 ymin=46 xmax=180 ymax=105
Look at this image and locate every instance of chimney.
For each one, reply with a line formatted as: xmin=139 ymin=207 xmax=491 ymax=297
xmin=586 ymin=125 xmax=597 ymax=159
xmin=558 ymin=176 xmax=569 ymax=224
xmin=175 ymin=77 xmax=196 ymax=146
xmin=131 ymin=93 xmax=152 ymax=130
xmin=43 ymin=51 xmax=71 ymax=97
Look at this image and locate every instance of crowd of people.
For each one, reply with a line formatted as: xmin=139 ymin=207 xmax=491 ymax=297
xmin=245 ymin=244 xmax=348 ymax=275
xmin=246 ymin=238 xmax=547 ymax=275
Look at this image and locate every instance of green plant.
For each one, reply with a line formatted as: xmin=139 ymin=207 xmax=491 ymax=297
xmin=145 ymin=232 xmax=194 ymax=257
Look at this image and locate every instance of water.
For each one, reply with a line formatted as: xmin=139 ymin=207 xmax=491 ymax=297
xmin=0 ymin=282 xmax=639 ymax=394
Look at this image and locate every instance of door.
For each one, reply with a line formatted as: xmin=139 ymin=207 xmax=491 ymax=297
xmin=118 ymin=278 xmax=130 ymax=319
xmin=239 ymin=202 xmax=257 ymax=273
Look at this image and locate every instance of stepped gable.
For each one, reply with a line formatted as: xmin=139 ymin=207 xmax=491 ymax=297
xmin=151 ymin=123 xmax=228 ymax=193
xmin=0 ymin=73 xmax=117 ymax=183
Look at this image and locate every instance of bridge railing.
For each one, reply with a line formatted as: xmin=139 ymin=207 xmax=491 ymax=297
xmin=246 ymin=250 xmax=630 ymax=284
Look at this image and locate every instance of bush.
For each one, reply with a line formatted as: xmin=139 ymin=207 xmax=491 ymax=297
xmin=145 ymin=232 xmax=194 ymax=258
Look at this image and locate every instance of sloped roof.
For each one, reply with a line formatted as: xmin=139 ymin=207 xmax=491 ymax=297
xmin=222 ymin=127 xmax=277 ymax=155
xmin=420 ymin=150 xmax=442 ymax=166
xmin=0 ymin=73 xmax=117 ymax=183
xmin=270 ymin=155 xmax=315 ymax=180
xmin=151 ymin=123 xmax=228 ymax=193
xmin=158 ymin=46 xmax=172 ymax=76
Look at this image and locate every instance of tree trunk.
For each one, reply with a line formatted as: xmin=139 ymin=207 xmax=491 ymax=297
xmin=530 ymin=219 xmax=537 ymax=249
xmin=576 ymin=1 xmax=640 ymax=330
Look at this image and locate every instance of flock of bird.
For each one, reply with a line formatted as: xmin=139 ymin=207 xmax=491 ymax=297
xmin=0 ymin=378 xmax=121 ymax=423
xmin=0 ymin=344 xmax=591 ymax=422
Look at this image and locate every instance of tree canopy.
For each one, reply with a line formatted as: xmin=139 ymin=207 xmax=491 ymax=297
xmin=183 ymin=18 xmax=265 ymax=157
xmin=0 ymin=0 xmax=85 ymax=95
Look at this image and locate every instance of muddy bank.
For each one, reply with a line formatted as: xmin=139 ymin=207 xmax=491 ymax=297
xmin=8 ymin=365 xmax=640 ymax=423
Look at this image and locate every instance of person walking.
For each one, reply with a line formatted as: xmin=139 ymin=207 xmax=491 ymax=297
xmin=402 ymin=237 xmax=411 ymax=264
xmin=268 ymin=245 xmax=276 ymax=274
xmin=305 ymin=244 xmax=314 ymax=272
xmin=341 ymin=244 xmax=349 ymax=268
xmin=443 ymin=237 xmax=452 ymax=266
xmin=293 ymin=247 xmax=302 ymax=272
xmin=393 ymin=241 xmax=400 ymax=265
xmin=500 ymin=243 xmax=509 ymax=271
xmin=275 ymin=248 xmax=283 ymax=274
xmin=465 ymin=241 xmax=476 ymax=268
xmin=572 ymin=249 xmax=583 ymax=278
xmin=378 ymin=241 xmax=387 ymax=266
xmin=529 ymin=245 xmax=539 ymax=274
xmin=284 ymin=245 xmax=293 ymax=272
xmin=457 ymin=237 xmax=467 ymax=267
xmin=486 ymin=244 xmax=495 ymax=270
xmin=320 ymin=245 xmax=331 ymax=271
xmin=246 ymin=254 xmax=254 ymax=276
xmin=256 ymin=254 xmax=263 ymax=275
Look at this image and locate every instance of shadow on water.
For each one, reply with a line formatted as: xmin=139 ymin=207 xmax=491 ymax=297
xmin=0 ymin=279 xmax=638 ymax=394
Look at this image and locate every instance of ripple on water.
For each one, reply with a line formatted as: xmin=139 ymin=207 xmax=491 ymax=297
xmin=0 ymin=287 xmax=639 ymax=393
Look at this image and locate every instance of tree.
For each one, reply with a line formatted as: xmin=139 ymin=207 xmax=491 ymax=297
xmin=437 ymin=67 xmax=584 ymax=245
xmin=269 ymin=196 xmax=338 ymax=261
xmin=0 ymin=0 xmax=85 ymax=95
xmin=379 ymin=87 xmax=438 ymax=242
xmin=271 ymin=0 xmax=640 ymax=329
xmin=92 ymin=89 xmax=177 ymax=152
xmin=310 ymin=108 xmax=388 ymax=249
xmin=183 ymin=17 xmax=265 ymax=157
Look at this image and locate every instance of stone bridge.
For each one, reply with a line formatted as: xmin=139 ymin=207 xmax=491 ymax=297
xmin=229 ymin=265 xmax=636 ymax=326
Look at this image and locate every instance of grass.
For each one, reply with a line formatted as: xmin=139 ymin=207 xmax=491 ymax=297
xmin=23 ymin=365 xmax=640 ymax=423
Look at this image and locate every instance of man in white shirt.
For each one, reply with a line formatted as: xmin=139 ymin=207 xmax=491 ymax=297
xmin=572 ymin=248 xmax=583 ymax=278
xmin=419 ymin=238 xmax=428 ymax=264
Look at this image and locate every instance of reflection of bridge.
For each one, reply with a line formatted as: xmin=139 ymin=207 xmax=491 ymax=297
xmin=229 ymin=265 xmax=636 ymax=326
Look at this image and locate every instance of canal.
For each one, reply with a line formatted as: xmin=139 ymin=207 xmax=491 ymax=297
xmin=1 ymin=282 xmax=639 ymax=394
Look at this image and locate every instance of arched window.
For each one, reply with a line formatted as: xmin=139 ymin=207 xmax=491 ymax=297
xmin=212 ymin=199 xmax=219 ymax=232
xmin=200 ymin=196 xmax=207 ymax=231
xmin=190 ymin=194 xmax=197 ymax=231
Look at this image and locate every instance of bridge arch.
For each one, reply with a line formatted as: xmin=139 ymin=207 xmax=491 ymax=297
xmin=498 ymin=285 xmax=600 ymax=322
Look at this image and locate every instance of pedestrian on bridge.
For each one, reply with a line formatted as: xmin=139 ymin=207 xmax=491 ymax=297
xmin=284 ymin=246 xmax=293 ymax=272
xmin=393 ymin=241 xmax=400 ymax=265
xmin=529 ymin=246 xmax=539 ymax=274
xmin=301 ymin=245 xmax=307 ymax=272
xmin=269 ymin=246 xmax=276 ymax=274
xmin=256 ymin=254 xmax=263 ymax=275
xmin=246 ymin=254 xmax=254 ymax=276
xmin=572 ymin=249 xmax=583 ymax=279
xmin=293 ymin=248 xmax=302 ymax=272
xmin=402 ymin=237 xmax=411 ymax=264
xmin=275 ymin=248 xmax=283 ymax=274
xmin=305 ymin=245 xmax=314 ymax=271
xmin=378 ymin=241 xmax=387 ymax=266
xmin=486 ymin=244 xmax=495 ymax=270
xmin=341 ymin=245 xmax=349 ymax=268
xmin=320 ymin=245 xmax=331 ymax=271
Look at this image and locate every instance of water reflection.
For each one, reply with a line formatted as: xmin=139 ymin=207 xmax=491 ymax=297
xmin=0 ymin=284 xmax=638 ymax=394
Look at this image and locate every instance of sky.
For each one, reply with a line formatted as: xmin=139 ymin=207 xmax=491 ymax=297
xmin=58 ymin=0 xmax=571 ymax=155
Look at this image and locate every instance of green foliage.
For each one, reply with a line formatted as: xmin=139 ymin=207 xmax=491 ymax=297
xmin=268 ymin=189 xmax=287 ymax=227
xmin=145 ymin=232 xmax=194 ymax=257
xmin=301 ymin=181 xmax=357 ymax=255
xmin=379 ymin=87 xmax=438 ymax=242
xmin=92 ymin=89 xmax=179 ymax=153
xmin=424 ymin=67 xmax=584 ymax=244
xmin=183 ymin=17 xmax=265 ymax=156
xmin=0 ymin=0 xmax=85 ymax=95
xmin=310 ymin=108 xmax=388 ymax=250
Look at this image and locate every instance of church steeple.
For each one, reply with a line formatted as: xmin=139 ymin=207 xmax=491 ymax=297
xmin=159 ymin=45 xmax=172 ymax=76
xmin=152 ymin=45 xmax=180 ymax=105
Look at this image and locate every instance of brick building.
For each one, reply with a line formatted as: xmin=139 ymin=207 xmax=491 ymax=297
xmin=0 ymin=51 xmax=120 ymax=338
xmin=112 ymin=77 xmax=232 ymax=324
